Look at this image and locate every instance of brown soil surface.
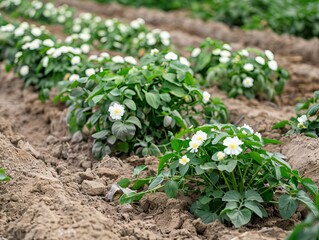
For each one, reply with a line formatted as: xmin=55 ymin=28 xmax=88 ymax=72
xmin=1 ymin=1 xmax=319 ymax=239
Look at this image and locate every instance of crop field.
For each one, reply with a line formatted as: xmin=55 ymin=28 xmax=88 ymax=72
xmin=0 ymin=0 xmax=319 ymax=239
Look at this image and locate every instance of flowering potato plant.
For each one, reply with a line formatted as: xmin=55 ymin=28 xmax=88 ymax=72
xmin=119 ymin=123 xmax=318 ymax=227
xmin=56 ymin=51 xmax=228 ymax=158
xmin=64 ymin=13 xmax=172 ymax=56
xmin=190 ymin=38 xmax=289 ymax=100
xmin=273 ymin=91 xmax=319 ymax=138
xmin=0 ymin=0 xmax=74 ymax=25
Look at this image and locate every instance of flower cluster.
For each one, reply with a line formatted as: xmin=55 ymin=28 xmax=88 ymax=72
xmin=191 ymin=38 xmax=289 ymax=100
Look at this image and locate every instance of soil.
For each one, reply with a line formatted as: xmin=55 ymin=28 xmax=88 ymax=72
xmin=1 ymin=1 xmax=319 ymax=239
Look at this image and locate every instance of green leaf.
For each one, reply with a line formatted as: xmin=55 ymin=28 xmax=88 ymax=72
xmin=148 ymin=176 xmax=164 ymax=190
xmin=70 ymin=87 xmax=84 ymax=97
xmin=278 ymin=194 xmax=298 ymax=219
xmin=163 ymin=73 xmax=177 ymax=83
xmin=226 ymin=209 xmax=252 ymax=228
xmin=200 ymin=162 xmax=217 ymax=170
xmin=164 ymin=180 xmax=178 ymax=198
xmin=123 ymin=99 xmax=136 ymax=111
xmin=307 ymin=104 xmax=319 ymax=116
xmin=112 ymin=122 xmax=136 ymax=141
xmin=133 ymin=165 xmax=148 ymax=177
xmin=107 ymin=135 xmax=117 ymax=145
xmin=145 ymin=91 xmax=161 ymax=109
xmin=272 ymin=120 xmax=290 ymax=129
xmin=118 ymin=178 xmax=130 ymax=188
xmin=296 ymin=190 xmax=318 ymax=216
xmin=244 ymin=201 xmax=263 ymax=218
xmin=222 ymin=190 xmax=241 ymax=202
xmin=0 ymin=169 xmax=10 ymax=181
xmin=92 ymin=130 xmax=108 ymax=139
xmin=171 ymin=139 xmax=184 ymax=152
xmin=158 ymin=153 xmax=175 ymax=173
xmin=217 ymin=160 xmax=237 ymax=173
xmin=92 ymin=94 xmax=104 ymax=104
xmin=179 ymin=163 xmax=189 ymax=176
xmin=262 ymin=138 xmax=282 ymax=145
xmin=301 ymin=178 xmax=318 ymax=197
xmin=126 ymin=116 xmax=142 ymax=129
xmin=245 ymin=190 xmax=263 ymax=203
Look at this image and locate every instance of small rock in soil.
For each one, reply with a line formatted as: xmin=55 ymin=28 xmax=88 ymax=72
xmin=50 ymin=144 xmax=63 ymax=158
xmin=79 ymin=169 xmax=95 ymax=181
xmin=17 ymin=140 xmax=40 ymax=159
xmin=81 ymin=180 xmax=105 ymax=196
xmin=80 ymin=160 xmax=92 ymax=169
xmin=96 ymin=167 xmax=120 ymax=179
xmin=71 ymin=131 xmax=83 ymax=143
xmin=46 ymin=135 xmax=59 ymax=145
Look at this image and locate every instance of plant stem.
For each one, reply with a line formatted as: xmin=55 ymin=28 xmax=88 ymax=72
xmin=221 ymin=172 xmax=232 ymax=191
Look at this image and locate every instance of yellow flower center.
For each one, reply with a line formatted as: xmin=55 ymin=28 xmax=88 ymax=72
xmin=114 ymin=108 xmax=120 ymax=114
xmin=229 ymin=142 xmax=237 ymax=150
xmin=191 ymin=142 xmax=199 ymax=148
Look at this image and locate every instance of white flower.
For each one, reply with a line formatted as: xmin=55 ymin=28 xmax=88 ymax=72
xmin=243 ymin=63 xmax=254 ymax=71
xmin=160 ymin=31 xmax=170 ymax=40
xmin=43 ymin=39 xmax=55 ymax=47
xmin=212 ymin=49 xmax=221 ymax=55
xmin=79 ymin=32 xmax=91 ymax=42
xmin=71 ymin=56 xmax=81 ymax=65
xmin=191 ymin=48 xmax=201 ymax=58
xmin=192 ymin=130 xmax=207 ymax=144
xmin=15 ymin=51 xmax=22 ymax=59
xmin=223 ymin=136 xmax=244 ymax=156
xmin=112 ymin=56 xmax=125 ymax=63
xmin=72 ymin=24 xmax=81 ymax=32
xmin=89 ymin=55 xmax=98 ymax=61
xmin=165 ymin=52 xmax=178 ymax=61
xmin=130 ymin=18 xmax=145 ymax=29
xmin=108 ymin=103 xmax=125 ymax=120
xmin=85 ymin=68 xmax=95 ymax=77
xmin=297 ymin=115 xmax=307 ymax=124
xmin=219 ymin=57 xmax=230 ymax=63
xmin=14 ymin=27 xmax=24 ymax=37
xmin=217 ymin=151 xmax=226 ymax=161
xmin=241 ymin=124 xmax=254 ymax=134
xmin=124 ymin=56 xmax=137 ymax=65
xmin=150 ymin=48 xmax=159 ymax=55
xmin=20 ymin=65 xmax=29 ymax=76
xmin=180 ymin=57 xmax=190 ymax=66
xmin=268 ymin=60 xmax=278 ymax=71
xmin=100 ymin=52 xmax=110 ymax=59
xmin=239 ymin=49 xmax=249 ymax=57
xmin=161 ymin=38 xmax=170 ymax=46
xmin=57 ymin=15 xmax=66 ymax=23
xmin=0 ymin=24 xmax=15 ymax=32
xmin=69 ymin=74 xmax=80 ymax=82
xmin=223 ymin=44 xmax=232 ymax=51
xmin=147 ymin=37 xmax=156 ymax=46
xmin=179 ymin=155 xmax=190 ymax=165
xmin=255 ymin=56 xmax=265 ymax=65
xmin=42 ymin=56 xmax=49 ymax=68
xmin=31 ymin=27 xmax=42 ymax=37
xmin=254 ymin=132 xmax=262 ymax=141
xmin=265 ymin=50 xmax=274 ymax=60
xmin=81 ymin=44 xmax=90 ymax=54
xmin=242 ymin=77 xmax=254 ymax=88
xmin=52 ymin=49 xmax=62 ymax=58
xmin=220 ymin=50 xmax=231 ymax=58
xmin=202 ymin=91 xmax=210 ymax=103
xmin=187 ymin=140 xmax=201 ymax=153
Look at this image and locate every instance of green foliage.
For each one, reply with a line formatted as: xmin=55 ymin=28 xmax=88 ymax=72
xmin=190 ymin=38 xmax=289 ymax=100
xmin=119 ymin=123 xmax=318 ymax=228
xmin=56 ymin=52 xmax=228 ymax=158
xmin=0 ymin=168 xmax=10 ymax=181
xmin=287 ymin=193 xmax=319 ymax=240
xmin=273 ymin=91 xmax=319 ymax=138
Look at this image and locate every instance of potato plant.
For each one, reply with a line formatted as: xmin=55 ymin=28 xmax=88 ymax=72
xmin=190 ymin=38 xmax=289 ymax=100
xmin=118 ymin=123 xmax=318 ymax=227
xmin=273 ymin=91 xmax=319 ymax=138
xmin=56 ymin=52 xmax=228 ymax=158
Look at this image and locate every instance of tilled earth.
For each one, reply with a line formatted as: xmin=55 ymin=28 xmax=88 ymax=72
xmin=1 ymin=1 xmax=319 ymax=239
